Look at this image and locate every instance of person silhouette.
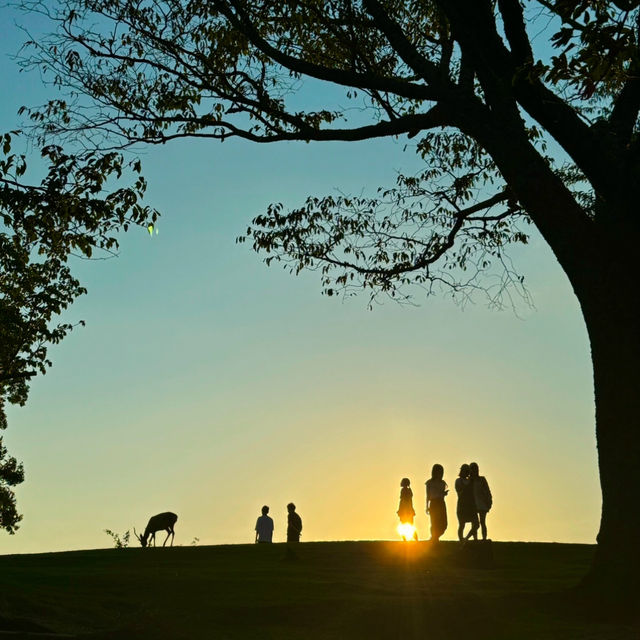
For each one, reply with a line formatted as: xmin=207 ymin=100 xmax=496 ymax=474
xmin=426 ymin=464 xmax=448 ymax=542
xmin=255 ymin=505 xmax=274 ymax=543
xmin=397 ymin=477 xmax=418 ymax=540
xmin=286 ymin=503 xmax=302 ymax=542
xmin=455 ymin=464 xmax=479 ymax=542
xmin=469 ymin=462 xmax=492 ymax=541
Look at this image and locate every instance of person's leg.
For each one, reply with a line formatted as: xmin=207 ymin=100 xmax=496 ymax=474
xmin=433 ymin=518 xmax=442 ymax=542
xmin=457 ymin=518 xmax=464 ymax=541
xmin=465 ymin=516 xmax=479 ymax=541
xmin=479 ymin=511 xmax=488 ymax=540
xmin=430 ymin=505 xmax=437 ymax=541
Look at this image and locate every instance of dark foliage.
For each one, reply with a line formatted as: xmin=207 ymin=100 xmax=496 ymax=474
xmin=0 ymin=132 xmax=158 ymax=531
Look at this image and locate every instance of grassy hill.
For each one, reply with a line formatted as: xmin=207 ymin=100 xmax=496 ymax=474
xmin=0 ymin=541 xmax=637 ymax=639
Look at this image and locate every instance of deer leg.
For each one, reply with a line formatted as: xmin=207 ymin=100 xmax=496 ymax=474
xmin=163 ymin=529 xmax=171 ymax=547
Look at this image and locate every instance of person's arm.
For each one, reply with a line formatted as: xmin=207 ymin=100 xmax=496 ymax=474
xmin=255 ymin=519 xmax=259 ymax=543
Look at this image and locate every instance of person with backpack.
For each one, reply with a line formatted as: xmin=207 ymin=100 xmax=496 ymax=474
xmin=469 ymin=462 xmax=493 ymax=541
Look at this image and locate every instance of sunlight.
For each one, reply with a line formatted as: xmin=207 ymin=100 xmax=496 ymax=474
xmin=396 ymin=523 xmax=417 ymax=541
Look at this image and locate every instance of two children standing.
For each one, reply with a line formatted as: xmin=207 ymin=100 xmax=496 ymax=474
xmin=397 ymin=463 xmax=492 ymax=542
xmin=255 ymin=503 xmax=303 ymax=543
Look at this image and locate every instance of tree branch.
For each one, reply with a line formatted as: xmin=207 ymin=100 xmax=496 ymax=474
xmin=215 ymin=0 xmax=439 ymax=101
xmin=610 ymin=12 xmax=640 ymax=141
xmin=439 ymin=0 xmax=623 ymax=202
xmin=498 ymin=0 xmax=534 ymax=64
xmin=362 ymin=0 xmax=445 ymax=88
xmin=95 ymin=108 xmax=448 ymax=144
xmin=609 ymin=72 xmax=640 ymax=141
xmin=311 ymin=190 xmax=514 ymax=279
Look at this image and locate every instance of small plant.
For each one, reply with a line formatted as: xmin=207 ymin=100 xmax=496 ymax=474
xmin=190 ymin=537 xmax=200 ymax=546
xmin=104 ymin=528 xmax=131 ymax=549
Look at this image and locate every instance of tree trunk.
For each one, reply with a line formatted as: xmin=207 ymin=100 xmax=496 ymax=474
xmin=577 ymin=265 xmax=640 ymax=601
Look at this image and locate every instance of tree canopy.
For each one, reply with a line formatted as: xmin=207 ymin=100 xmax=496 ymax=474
xmin=0 ymin=132 xmax=157 ymax=531
xmin=18 ymin=0 xmax=639 ymax=303
xmin=14 ymin=0 xmax=640 ymax=594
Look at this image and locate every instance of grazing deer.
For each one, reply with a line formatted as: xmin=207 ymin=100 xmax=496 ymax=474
xmin=134 ymin=512 xmax=178 ymax=547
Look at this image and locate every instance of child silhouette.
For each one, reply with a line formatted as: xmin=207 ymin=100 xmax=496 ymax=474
xmin=397 ymin=477 xmax=418 ymax=541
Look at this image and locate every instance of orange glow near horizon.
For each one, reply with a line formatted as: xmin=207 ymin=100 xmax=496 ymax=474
xmin=396 ymin=523 xmax=418 ymax=541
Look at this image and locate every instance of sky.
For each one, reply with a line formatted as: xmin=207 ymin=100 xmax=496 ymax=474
xmin=0 ymin=6 xmax=599 ymax=553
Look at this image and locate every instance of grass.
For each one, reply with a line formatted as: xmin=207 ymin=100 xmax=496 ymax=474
xmin=0 ymin=541 xmax=637 ymax=639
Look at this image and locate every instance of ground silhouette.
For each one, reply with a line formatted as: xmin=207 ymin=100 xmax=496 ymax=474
xmin=0 ymin=541 xmax=637 ymax=639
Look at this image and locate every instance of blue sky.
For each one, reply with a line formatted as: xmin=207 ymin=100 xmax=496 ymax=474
xmin=0 ymin=5 xmax=599 ymax=552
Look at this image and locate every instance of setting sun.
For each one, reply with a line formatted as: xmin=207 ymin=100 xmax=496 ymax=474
xmin=396 ymin=523 xmax=418 ymax=541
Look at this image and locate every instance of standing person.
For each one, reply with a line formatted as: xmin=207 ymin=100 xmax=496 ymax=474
xmin=426 ymin=464 xmax=448 ymax=542
xmin=255 ymin=505 xmax=274 ymax=543
xmin=286 ymin=503 xmax=302 ymax=542
xmin=397 ymin=477 xmax=418 ymax=540
xmin=470 ymin=462 xmax=493 ymax=541
xmin=455 ymin=464 xmax=478 ymax=542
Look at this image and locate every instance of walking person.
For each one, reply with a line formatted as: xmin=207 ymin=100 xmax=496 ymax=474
xmin=286 ymin=503 xmax=303 ymax=542
xmin=426 ymin=464 xmax=448 ymax=542
xmin=397 ymin=477 xmax=418 ymax=540
xmin=455 ymin=464 xmax=479 ymax=542
xmin=255 ymin=505 xmax=274 ymax=543
xmin=470 ymin=462 xmax=493 ymax=540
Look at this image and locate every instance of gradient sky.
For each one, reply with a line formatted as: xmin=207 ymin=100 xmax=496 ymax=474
xmin=0 ymin=7 xmax=599 ymax=553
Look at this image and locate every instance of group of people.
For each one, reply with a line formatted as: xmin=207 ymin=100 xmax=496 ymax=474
xmin=254 ymin=503 xmax=303 ymax=543
xmin=397 ymin=462 xmax=493 ymax=542
xmin=254 ymin=464 xmax=492 ymax=545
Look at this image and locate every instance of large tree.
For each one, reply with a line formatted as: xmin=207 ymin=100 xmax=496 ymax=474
xmin=1 ymin=132 xmax=157 ymax=531
xmin=19 ymin=0 xmax=640 ymax=594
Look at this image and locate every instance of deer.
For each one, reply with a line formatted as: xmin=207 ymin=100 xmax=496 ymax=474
xmin=134 ymin=512 xmax=178 ymax=547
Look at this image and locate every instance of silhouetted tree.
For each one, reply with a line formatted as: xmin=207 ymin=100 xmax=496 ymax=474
xmin=0 ymin=437 xmax=24 ymax=534
xmin=0 ymin=132 xmax=158 ymax=529
xmin=18 ymin=0 xmax=640 ymax=595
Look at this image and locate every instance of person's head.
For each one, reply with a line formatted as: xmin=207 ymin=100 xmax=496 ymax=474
xmin=261 ymin=505 xmax=269 ymax=515
xmin=469 ymin=462 xmax=479 ymax=477
xmin=431 ymin=464 xmax=444 ymax=481
xmin=400 ymin=477 xmax=411 ymax=488
xmin=287 ymin=502 xmax=296 ymax=513
xmin=459 ymin=464 xmax=470 ymax=478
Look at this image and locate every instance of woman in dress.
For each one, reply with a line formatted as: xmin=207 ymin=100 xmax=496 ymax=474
xmin=397 ymin=477 xmax=418 ymax=540
xmin=426 ymin=464 xmax=448 ymax=541
xmin=455 ymin=464 xmax=478 ymax=542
